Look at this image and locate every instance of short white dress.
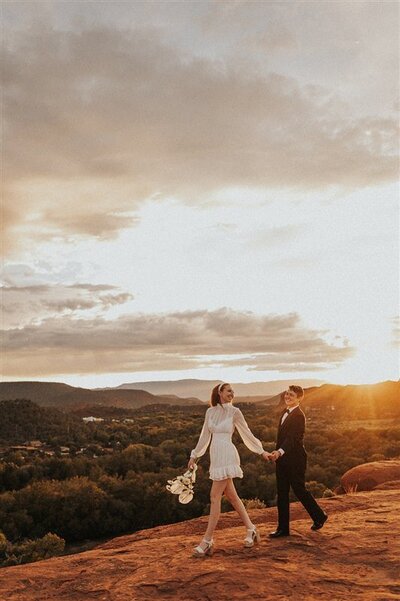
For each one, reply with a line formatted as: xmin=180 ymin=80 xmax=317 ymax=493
xmin=190 ymin=403 xmax=265 ymax=481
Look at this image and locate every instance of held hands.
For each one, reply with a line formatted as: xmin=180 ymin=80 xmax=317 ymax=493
xmin=261 ymin=450 xmax=281 ymax=462
xmin=269 ymin=450 xmax=281 ymax=462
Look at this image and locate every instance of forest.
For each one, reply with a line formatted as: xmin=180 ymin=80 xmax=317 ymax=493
xmin=0 ymin=398 xmax=399 ymax=566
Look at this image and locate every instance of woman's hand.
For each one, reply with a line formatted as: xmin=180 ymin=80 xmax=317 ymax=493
xmin=262 ymin=451 xmax=272 ymax=461
xmin=188 ymin=458 xmax=196 ymax=470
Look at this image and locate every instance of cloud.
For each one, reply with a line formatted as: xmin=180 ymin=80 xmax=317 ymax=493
xmin=3 ymin=23 xmax=398 ymax=253
xmin=392 ymin=316 xmax=400 ymax=348
xmin=1 ymin=284 xmax=133 ymax=328
xmin=2 ymin=307 xmax=353 ymax=377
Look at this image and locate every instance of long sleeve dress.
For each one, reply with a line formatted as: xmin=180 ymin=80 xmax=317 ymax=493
xmin=190 ymin=402 xmax=265 ymax=481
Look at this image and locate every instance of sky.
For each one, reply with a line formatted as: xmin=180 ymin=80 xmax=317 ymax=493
xmin=1 ymin=0 xmax=399 ymax=388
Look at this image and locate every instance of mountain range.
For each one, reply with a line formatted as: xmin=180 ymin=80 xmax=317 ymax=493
xmin=114 ymin=378 xmax=326 ymax=400
xmin=1 ymin=380 xmax=398 ymax=414
xmin=0 ymin=381 xmax=202 ymax=410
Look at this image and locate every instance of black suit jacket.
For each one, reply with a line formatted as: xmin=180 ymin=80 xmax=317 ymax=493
xmin=276 ymin=406 xmax=307 ymax=465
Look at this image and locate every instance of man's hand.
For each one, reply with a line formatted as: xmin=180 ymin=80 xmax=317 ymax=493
xmin=269 ymin=450 xmax=281 ymax=462
xmin=188 ymin=458 xmax=196 ymax=470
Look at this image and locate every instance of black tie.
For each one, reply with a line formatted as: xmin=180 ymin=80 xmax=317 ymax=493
xmin=281 ymin=409 xmax=290 ymax=424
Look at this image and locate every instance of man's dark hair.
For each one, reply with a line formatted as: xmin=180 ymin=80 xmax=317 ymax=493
xmin=289 ymin=385 xmax=304 ymax=400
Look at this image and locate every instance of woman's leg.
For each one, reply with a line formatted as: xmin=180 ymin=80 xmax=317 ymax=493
xmin=200 ymin=479 xmax=228 ymax=545
xmin=223 ymin=479 xmax=254 ymax=530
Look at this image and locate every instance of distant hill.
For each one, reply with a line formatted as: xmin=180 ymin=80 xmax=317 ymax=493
xmin=303 ymin=381 xmax=400 ymax=415
xmin=234 ymin=395 xmax=276 ymax=405
xmin=263 ymin=381 xmax=400 ymax=416
xmin=0 ymin=382 xmax=203 ymax=410
xmin=157 ymin=394 xmax=203 ymax=404
xmin=114 ymin=378 xmax=326 ymax=400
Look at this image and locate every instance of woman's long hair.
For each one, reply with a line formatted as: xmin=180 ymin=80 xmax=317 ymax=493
xmin=210 ymin=383 xmax=228 ymax=406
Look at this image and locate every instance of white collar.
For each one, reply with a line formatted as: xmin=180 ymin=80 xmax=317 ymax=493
xmin=286 ymin=404 xmax=299 ymax=413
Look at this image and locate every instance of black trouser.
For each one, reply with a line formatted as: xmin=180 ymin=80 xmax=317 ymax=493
xmin=276 ymin=455 xmax=325 ymax=532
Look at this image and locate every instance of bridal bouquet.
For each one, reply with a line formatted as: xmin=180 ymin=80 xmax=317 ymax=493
xmin=166 ymin=464 xmax=198 ymax=504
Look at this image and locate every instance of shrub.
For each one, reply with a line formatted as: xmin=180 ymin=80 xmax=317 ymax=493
xmin=370 ymin=454 xmax=386 ymax=462
xmin=242 ymin=498 xmax=267 ymax=510
xmin=305 ymin=481 xmax=326 ymax=498
xmin=0 ymin=531 xmax=65 ymax=566
xmin=343 ymin=482 xmax=358 ymax=494
xmin=0 ymin=531 xmax=7 ymax=553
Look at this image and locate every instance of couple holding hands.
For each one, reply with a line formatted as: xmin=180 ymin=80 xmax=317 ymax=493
xmin=188 ymin=383 xmax=328 ymax=557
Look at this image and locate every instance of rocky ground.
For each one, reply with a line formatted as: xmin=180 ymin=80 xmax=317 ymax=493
xmin=1 ymin=488 xmax=399 ymax=601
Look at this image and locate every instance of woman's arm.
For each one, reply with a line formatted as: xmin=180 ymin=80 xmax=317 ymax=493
xmin=234 ymin=408 xmax=264 ymax=454
xmin=190 ymin=410 xmax=212 ymax=460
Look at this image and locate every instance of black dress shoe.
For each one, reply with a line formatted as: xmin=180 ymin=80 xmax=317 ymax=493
xmin=311 ymin=513 xmax=328 ymax=531
xmin=269 ymin=530 xmax=290 ymax=538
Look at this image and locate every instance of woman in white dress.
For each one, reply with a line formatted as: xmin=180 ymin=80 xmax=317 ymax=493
xmin=188 ymin=382 xmax=270 ymax=557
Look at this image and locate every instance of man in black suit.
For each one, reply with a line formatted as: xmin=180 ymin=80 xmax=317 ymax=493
xmin=267 ymin=385 xmax=327 ymax=537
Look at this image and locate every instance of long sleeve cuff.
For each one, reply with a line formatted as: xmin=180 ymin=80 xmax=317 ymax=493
xmin=190 ymin=450 xmax=197 ymax=459
xmin=278 ymin=448 xmax=285 ymax=456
